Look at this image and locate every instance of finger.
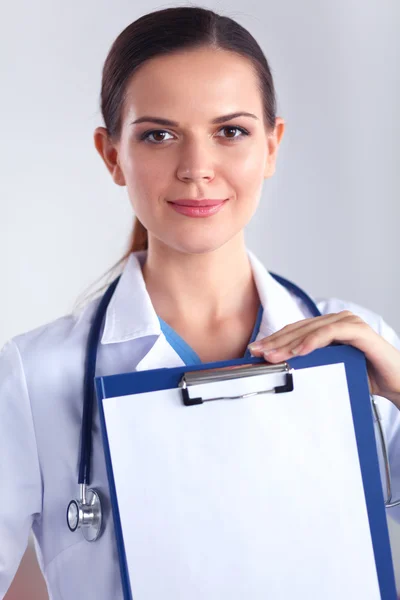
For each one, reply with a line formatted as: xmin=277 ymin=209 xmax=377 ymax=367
xmin=249 ymin=311 xmax=359 ymax=355
xmin=262 ymin=320 xmax=371 ymax=362
xmin=261 ymin=311 xmax=356 ymax=345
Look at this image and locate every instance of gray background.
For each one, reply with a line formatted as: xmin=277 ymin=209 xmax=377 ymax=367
xmin=1 ymin=0 xmax=399 ymax=597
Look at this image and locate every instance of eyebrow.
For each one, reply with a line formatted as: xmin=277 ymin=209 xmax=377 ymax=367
xmin=130 ymin=111 xmax=259 ymax=127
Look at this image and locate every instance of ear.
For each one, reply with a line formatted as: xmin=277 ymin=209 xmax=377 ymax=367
xmin=264 ymin=117 xmax=285 ymax=179
xmin=93 ymin=127 xmax=126 ymax=186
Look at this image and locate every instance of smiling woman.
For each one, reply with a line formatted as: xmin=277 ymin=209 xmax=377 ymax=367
xmin=1 ymin=4 xmax=400 ymax=600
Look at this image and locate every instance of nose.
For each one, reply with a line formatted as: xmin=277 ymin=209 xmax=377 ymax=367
xmin=176 ymin=139 xmax=215 ymax=183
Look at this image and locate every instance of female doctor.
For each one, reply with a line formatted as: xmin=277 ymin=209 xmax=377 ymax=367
xmin=1 ymin=5 xmax=400 ymax=599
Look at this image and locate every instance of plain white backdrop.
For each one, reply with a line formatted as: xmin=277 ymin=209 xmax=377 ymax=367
xmin=1 ymin=0 xmax=399 ymax=596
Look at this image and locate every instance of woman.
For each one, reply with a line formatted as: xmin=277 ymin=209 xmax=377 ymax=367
xmin=1 ymin=5 xmax=400 ymax=599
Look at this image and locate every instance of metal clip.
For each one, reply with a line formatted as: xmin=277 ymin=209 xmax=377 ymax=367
xmin=179 ymin=362 xmax=294 ymax=406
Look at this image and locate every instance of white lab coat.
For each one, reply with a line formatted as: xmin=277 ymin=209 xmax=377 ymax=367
xmin=1 ymin=249 xmax=400 ymax=599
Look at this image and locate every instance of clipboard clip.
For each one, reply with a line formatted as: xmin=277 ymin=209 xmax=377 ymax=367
xmin=179 ymin=362 xmax=294 ymax=406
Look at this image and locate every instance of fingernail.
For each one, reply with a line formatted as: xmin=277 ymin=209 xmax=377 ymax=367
xmin=263 ymin=348 xmax=276 ymax=356
xmin=291 ymin=345 xmax=303 ymax=355
xmin=248 ymin=341 xmax=263 ymax=351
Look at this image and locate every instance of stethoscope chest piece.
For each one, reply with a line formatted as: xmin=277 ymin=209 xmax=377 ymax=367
xmin=67 ymin=486 xmax=103 ymax=542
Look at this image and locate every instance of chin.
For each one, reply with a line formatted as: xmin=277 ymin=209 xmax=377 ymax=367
xmin=165 ymin=232 xmax=238 ymax=256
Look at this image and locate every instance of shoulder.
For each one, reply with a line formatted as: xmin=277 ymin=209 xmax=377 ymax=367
xmin=1 ymin=295 xmax=102 ymax=382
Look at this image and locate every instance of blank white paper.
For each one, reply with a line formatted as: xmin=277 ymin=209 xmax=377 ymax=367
xmin=103 ymin=362 xmax=382 ymax=599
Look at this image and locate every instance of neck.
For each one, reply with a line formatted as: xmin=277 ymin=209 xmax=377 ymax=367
xmin=141 ymin=233 xmax=259 ymax=328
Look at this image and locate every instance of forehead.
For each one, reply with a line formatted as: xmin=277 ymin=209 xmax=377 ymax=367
xmin=122 ymin=47 xmax=263 ymax=122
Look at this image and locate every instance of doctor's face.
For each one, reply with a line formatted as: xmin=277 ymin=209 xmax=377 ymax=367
xmin=95 ymin=46 xmax=284 ymax=255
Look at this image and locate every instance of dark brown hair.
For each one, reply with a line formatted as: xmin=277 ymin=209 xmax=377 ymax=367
xmin=75 ymin=5 xmax=278 ymax=309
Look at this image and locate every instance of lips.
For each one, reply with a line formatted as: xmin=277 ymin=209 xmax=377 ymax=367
xmin=169 ymin=199 xmax=228 ymax=207
xmin=167 ymin=198 xmax=228 ymax=218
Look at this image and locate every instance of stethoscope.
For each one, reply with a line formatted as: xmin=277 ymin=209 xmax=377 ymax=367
xmin=66 ymin=271 xmax=400 ymax=542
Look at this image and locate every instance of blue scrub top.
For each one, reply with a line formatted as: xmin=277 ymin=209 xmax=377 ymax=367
xmin=158 ymin=305 xmax=264 ymax=365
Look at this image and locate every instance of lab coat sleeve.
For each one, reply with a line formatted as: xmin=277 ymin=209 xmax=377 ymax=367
xmin=0 ymin=339 xmax=42 ymax=597
xmin=316 ymin=297 xmax=400 ymax=522
xmin=374 ymin=314 xmax=400 ymax=524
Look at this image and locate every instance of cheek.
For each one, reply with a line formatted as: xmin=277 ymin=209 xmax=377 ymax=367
xmin=239 ymin=142 xmax=266 ymax=176
xmin=123 ymin=151 xmax=168 ymax=211
xmin=226 ymin=145 xmax=266 ymax=198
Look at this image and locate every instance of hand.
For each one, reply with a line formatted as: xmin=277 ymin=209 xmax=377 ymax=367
xmin=248 ymin=310 xmax=400 ymax=409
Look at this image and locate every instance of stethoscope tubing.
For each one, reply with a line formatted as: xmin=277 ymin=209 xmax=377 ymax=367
xmin=79 ymin=275 xmax=121 ymax=485
xmin=69 ymin=270 xmax=399 ymax=542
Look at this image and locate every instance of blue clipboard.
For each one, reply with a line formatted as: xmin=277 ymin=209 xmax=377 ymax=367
xmin=95 ymin=344 xmax=397 ymax=600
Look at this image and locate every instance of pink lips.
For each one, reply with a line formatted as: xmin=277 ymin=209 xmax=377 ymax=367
xmin=168 ymin=198 xmax=228 ymax=218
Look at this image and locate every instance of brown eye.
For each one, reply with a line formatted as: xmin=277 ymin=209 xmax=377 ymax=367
xmin=216 ymin=126 xmax=249 ymax=140
xmin=223 ymin=127 xmax=238 ymax=138
xmin=150 ymin=131 xmax=170 ymax=142
xmin=140 ymin=130 xmax=174 ymax=143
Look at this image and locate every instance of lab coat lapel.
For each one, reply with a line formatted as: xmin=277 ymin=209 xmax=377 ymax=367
xmin=135 ymin=334 xmax=186 ymax=372
xmin=247 ymin=250 xmax=311 ymax=340
xmin=100 ymin=250 xmax=186 ymax=372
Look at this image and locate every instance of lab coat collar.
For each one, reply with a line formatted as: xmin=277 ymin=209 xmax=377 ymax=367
xmin=101 ymin=250 xmax=161 ymax=344
xmin=100 ymin=248 xmax=308 ymax=345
